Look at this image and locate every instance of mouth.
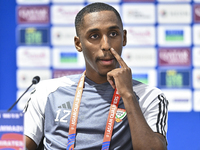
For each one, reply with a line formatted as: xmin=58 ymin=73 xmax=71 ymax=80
xmin=98 ymin=58 xmax=115 ymax=65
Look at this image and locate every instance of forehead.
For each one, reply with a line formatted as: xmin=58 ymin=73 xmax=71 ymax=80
xmin=81 ymin=11 xmax=122 ymax=32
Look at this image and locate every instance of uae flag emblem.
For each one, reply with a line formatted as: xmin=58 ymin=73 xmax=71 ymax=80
xmin=115 ymin=108 xmax=127 ymax=123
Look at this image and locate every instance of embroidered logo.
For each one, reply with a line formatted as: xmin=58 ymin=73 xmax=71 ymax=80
xmin=115 ymin=108 xmax=126 ymax=123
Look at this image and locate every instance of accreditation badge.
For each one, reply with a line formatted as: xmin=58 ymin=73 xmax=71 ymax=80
xmin=115 ymin=108 xmax=126 ymax=123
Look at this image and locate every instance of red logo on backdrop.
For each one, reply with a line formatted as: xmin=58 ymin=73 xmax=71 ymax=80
xmin=194 ymin=5 xmax=200 ymax=23
xmin=17 ymin=6 xmax=49 ymax=24
xmin=123 ymin=0 xmax=154 ymax=2
xmin=159 ymin=48 xmax=191 ymax=66
xmin=0 ymin=133 xmax=23 ymax=150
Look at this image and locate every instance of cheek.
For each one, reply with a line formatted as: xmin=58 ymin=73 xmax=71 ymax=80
xmin=82 ymin=49 xmax=95 ymax=64
xmin=82 ymin=42 xmax=98 ymax=62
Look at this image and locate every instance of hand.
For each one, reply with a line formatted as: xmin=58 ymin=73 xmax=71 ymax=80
xmin=107 ymin=48 xmax=134 ymax=98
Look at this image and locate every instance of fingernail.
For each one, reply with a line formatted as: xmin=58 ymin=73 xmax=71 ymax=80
xmin=110 ymin=48 xmax=114 ymax=51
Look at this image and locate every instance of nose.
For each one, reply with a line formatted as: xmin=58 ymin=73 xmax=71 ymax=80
xmin=101 ymin=35 xmax=111 ymax=51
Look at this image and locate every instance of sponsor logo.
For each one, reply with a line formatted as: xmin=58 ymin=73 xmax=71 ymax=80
xmin=122 ymin=48 xmax=156 ymax=67
xmin=122 ymin=4 xmax=155 ymax=24
xmin=115 ymin=108 xmax=126 ymax=123
xmin=159 ymin=70 xmax=191 ymax=88
xmin=17 ymin=0 xmax=49 ymax=4
xmin=158 ymin=26 xmax=191 ymax=46
xmin=57 ymin=52 xmax=77 ymax=64
xmin=162 ymin=90 xmax=192 ymax=112
xmin=0 ymin=125 xmax=23 ymax=132
xmin=51 ymin=5 xmax=83 ymax=25
xmin=194 ymin=4 xmax=200 ymax=23
xmin=125 ymin=26 xmax=155 ymax=46
xmin=58 ymin=101 xmax=72 ymax=109
xmin=18 ymin=27 xmax=49 ymax=45
xmin=0 ymin=113 xmax=23 ymax=119
xmin=158 ymin=48 xmax=191 ymax=66
xmin=17 ymin=46 xmax=50 ymax=67
xmin=0 ymin=134 xmax=24 ymax=149
xmin=16 ymin=69 xmax=52 ymax=89
xmin=158 ymin=4 xmax=191 ymax=24
xmin=0 ymin=112 xmax=24 ymax=149
xmin=193 ymin=47 xmax=200 ymax=67
xmin=53 ymin=70 xmax=84 ymax=78
xmin=60 ymin=52 xmax=77 ymax=63
xmin=17 ymin=6 xmax=49 ymax=24
xmin=165 ymin=30 xmax=184 ymax=41
xmin=51 ymin=26 xmax=75 ymax=46
xmin=193 ymin=69 xmax=200 ymax=89
xmin=52 ymin=48 xmax=85 ymax=69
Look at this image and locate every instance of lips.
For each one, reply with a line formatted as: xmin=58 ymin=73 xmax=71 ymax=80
xmin=98 ymin=58 xmax=115 ymax=65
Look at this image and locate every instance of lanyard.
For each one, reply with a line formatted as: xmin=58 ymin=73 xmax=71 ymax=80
xmin=102 ymin=89 xmax=120 ymax=150
xmin=67 ymin=71 xmax=121 ymax=150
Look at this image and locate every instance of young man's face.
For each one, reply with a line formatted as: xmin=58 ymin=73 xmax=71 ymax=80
xmin=75 ymin=10 xmax=127 ymax=77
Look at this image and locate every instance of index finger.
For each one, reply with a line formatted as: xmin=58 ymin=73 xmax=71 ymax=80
xmin=110 ymin=48 xmax=128 ymax=68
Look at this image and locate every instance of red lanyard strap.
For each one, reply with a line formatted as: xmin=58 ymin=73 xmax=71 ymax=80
xmin=102 ymin=89 xmax=120 ymax=150
xmin=67 ymin=72 xmax=121 ymax=150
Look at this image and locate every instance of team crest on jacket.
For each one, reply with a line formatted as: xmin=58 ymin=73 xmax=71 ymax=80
xmin=115 ymin=108 xmax=126 ymax=122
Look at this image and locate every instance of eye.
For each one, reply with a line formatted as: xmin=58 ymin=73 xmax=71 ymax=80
xmin=90 ymin=34 xmax=99 ymax=39
xmin=110 ymin=31 xmax=118 ymax=37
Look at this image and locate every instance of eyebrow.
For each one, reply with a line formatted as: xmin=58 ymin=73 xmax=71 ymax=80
xmin=109 ymin=25 xmax=120 ymax=30
xmin=86 ymin=25 xmax=121 ymax=34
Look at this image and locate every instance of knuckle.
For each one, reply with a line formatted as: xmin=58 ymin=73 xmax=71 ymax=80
xmin=127 ymin=67 xmax=131 ymax=72
xmin=115 ymin=71 xmax=120 ymax=77
xmin=123 ymin=67 xmax=129 ymax=71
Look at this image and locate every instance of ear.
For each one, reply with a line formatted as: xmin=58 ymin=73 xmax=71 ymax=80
xmin=74 ymin=36 xmax=82 ymax=52
xmin=123 ymin=30 xmax=127 ymax=46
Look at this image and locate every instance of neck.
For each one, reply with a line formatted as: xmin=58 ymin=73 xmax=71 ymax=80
xmin=85 ymin=72 xmax=109 ymax=84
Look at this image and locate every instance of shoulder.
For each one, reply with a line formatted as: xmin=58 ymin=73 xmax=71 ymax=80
xmin=132 ymin=79 xmax=167 ymax=108
xmin=132 ymin=79 xmax=163 ymax=97
xmin=35 ymin=74 xmax=82 ymax=93
xmin=24 ymin=74 xmax=82 ymax=113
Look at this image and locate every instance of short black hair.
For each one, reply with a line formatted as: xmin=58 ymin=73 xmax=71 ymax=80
xmin=75 ymin=2 xmax=123 ymax=36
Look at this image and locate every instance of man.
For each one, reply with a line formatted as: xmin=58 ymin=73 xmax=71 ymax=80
xmin=25 ymin=2 xmax=168 ymax=150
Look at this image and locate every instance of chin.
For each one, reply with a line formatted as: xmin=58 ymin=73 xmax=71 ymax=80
xmin=98 ymin=67 xmax=114 ymax=76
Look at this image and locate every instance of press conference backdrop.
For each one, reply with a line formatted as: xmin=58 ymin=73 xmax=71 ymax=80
xmin=0 ymin=0 xmax=200 ymax=149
